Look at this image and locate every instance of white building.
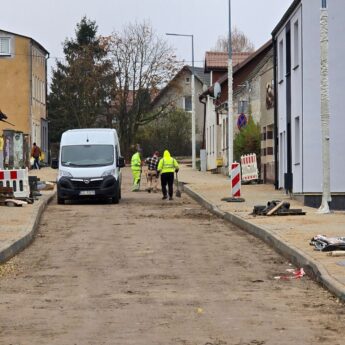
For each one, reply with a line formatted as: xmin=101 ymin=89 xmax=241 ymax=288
xmin=200 ymin=44 xmax=274 ymax=176
xmin=272 ymin=0 xmax=345 ymax=208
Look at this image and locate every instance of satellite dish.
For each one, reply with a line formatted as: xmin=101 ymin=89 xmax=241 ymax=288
xmin=213 ymin=82 xmax=221 ymax=99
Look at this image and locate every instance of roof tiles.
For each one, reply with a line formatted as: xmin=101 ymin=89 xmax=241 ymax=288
xmin=204 ymin=51 xmax=252 ymax=71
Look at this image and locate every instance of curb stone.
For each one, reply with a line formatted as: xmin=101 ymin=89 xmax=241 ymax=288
xmin=181 ymin=183 xmax=345 ymax=302
xmin=0 ymin=191 xmax=56 ymax=264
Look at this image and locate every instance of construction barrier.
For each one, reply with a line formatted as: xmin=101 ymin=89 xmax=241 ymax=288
xmin=0 ymin=168 xmax=30 ymax=198
xmin=231 ymin=162 xmax=241 ymax=198
xmin=241 ymin=153 xmax=259 ymax=182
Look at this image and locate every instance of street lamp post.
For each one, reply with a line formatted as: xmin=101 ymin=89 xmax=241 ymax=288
xmin=318 ymin=0 xmax=331 ymax=213
xmin=228 ymin=0 xmax=233 ymax=173
xmin=166 ymin=33 xmax=196 ymax=169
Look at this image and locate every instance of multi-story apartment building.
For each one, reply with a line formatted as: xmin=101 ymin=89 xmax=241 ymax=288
xmin=272 ymin=0 xmax=345 ymax=208
xmin=0 ymin=29 xmax=49 ymax=164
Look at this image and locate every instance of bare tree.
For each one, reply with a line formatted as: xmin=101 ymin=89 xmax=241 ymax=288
xmin=106 ymin=22 xmax=181 ymax=156
xmin=213 ymin=26 xmax=255 ymax=53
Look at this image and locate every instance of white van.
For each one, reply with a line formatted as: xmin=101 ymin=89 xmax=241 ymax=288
xmin=56 ymin=128 xmax=125 ymax=204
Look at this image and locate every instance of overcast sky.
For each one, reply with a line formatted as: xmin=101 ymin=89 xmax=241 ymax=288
xmin=2 ymin=0 xmax=292 ymax=82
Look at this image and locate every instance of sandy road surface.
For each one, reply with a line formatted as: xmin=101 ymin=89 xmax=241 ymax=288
xmin=0 ymin=168 xmax=344 ymax=345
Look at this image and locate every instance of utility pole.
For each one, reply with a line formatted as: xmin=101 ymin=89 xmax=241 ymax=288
xmin=227 ymin=0 xmax=233 ymax=173
xmin=191 ymin=35 xmax=196 ymax=170
xmin=318 ymin=0 xmax=331 ymax=214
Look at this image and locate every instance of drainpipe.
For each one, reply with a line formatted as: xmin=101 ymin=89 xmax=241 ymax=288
xmin=29 ymin=40 xmax=33 ymax=145
xmin=318 ymin=1 xmax=331 ymax=214
xmin=199 ymin=94 xmax=207 ymax=149
xmin=273 ymin=37 xmax=279 ymax=190
xmin=45 ymin=52 xmax=50 ymax=163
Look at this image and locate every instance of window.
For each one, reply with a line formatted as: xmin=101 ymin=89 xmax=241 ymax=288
xmin=61 ymin=145 xmax=114 ymax=167
xmin=286 ymin=28 xmax=291 ymax=74
xmin=267 ymin=130 xmax=273 ymax=140
xmin=183 ymin=96 xmax=192 ymax=112
xmin=212 ymin=125 xmax=215 ymax=153
xmin=225 ymin=118 xmax=229 ymax=149
xmin=0 ymin=37 xmax=10 ymax=55
xmin=294 ymin=117 xmax=300 ymax=164
xmin=185 ymin=77 xmax=190 ymax=84
xmin=293 ymin=20 xmax=299 ymax=68
xmin=262 ymin=129 xmax=266 ymax=141
xmin=223 ymin=119 xmax=226 ymax=149
xmin=42 ymin=81 xmax=46 ymax=104
xmin=33 ymin=77 xmax=36 ymax=100
xmin=238 ymin=100 xmax=248 ymax=114
xmin=267 ymin=147 xmax=273 ymax=155
xmin=279 ymin=39 xmax=284 ymax=81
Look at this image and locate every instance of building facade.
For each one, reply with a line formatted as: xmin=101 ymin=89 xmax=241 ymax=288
xmin=201 ymin=43 xmax=274 ymax=179
xmin=0 ymin=30 xmax=49 ymax=162
xmin=272 ymin=0 xmax=345 ymax=208
xmin=152 ymin=66 xmax=210 ymax=153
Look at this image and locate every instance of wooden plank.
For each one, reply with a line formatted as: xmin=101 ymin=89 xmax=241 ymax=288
xmin=267 ymin=200 xmax=284 ymax=216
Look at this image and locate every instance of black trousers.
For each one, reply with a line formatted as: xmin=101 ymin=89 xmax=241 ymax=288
xmin=34 ymin=157 xmax=40 ymax=169
xmin=161 ymin=172 xmax=174 ymax=197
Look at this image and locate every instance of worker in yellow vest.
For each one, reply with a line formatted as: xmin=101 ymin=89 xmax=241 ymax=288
xmin=131 ymin=147 xmax=142 ymax=191
xmin=157 ymin=150 xmax=179 ymax=200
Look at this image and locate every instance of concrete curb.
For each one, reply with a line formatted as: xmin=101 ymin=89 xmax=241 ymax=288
xmin=0 ymin=191 xmax=56 ymax=264
xmin=181 ymin=183 xmax=345 ymax=302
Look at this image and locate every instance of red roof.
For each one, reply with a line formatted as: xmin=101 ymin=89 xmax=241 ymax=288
xmin=204 ymin=51 xmax=252 ymax=71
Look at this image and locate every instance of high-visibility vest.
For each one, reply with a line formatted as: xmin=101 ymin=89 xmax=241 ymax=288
xmin=158 ymin=157 xmax=179 ymax=174
xmin=131 ymin=152 xmax=141 ymax=171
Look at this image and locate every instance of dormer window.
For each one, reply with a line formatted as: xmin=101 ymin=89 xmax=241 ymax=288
xmin=0 ymin=37 xmax=11 ymax=56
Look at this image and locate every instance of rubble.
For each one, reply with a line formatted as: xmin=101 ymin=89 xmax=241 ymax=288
xmin=252 ymin=200 xmax=306 ymax=216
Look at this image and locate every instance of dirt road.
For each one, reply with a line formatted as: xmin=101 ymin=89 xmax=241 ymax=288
xmin=0 ymin=168 xmax=344 ymax=345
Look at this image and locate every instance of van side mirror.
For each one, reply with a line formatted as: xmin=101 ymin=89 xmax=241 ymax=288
xmin=118 ymin=156 xmax=125 ymax=168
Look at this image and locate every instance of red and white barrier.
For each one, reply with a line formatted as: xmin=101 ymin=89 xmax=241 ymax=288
xmin=0 ymin=168 xmax=30 ymax=198
xmin=241 ymin=153 xmax=259 ymax=182
xmin=231 ymin=162 xmax=241 ymax=198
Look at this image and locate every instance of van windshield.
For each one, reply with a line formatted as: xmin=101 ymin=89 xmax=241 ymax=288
xmin=61 ymin=145 xmax=114 ymax=167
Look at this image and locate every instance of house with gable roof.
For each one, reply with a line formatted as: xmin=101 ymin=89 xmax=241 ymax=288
xmin=200 ymin=43 xmax=274 ymax=179
xmin=151 ymin=65 xmax=210 ymax=152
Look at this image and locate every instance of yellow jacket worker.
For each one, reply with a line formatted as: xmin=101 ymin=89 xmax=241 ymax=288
xmin=157 ymin=150 xmax=179 ymax=200
xmin=131 ymin=149 xmax=142 ymax=191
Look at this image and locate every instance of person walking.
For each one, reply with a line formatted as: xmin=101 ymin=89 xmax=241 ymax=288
xmin=157 ymin=150 xmax=179 ymax=200
xmin=145 ymin=151 xmax=160 ymax=193
xmin=31 ymin=142 xmax=41 ymax=170
xmin=131 ymin=147 xmax=142 ymax=191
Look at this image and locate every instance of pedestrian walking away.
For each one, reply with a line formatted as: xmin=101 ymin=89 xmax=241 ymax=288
xmin=145 ymin=151 xmax=160 ymax=193
xmin=31 ymin=142 xmax=41 ymax=170
xmin=157 ymin=150 xmax=179 ymax=200
xmin=131 ymin=147 xmax=142 ymax=191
